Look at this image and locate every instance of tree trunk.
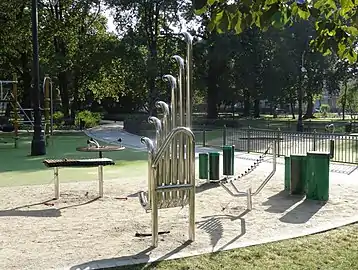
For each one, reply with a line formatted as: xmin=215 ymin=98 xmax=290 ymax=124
xmin=290 ymin=101 xmax=295 ymax=119
xmin=206 ymin=37 xmax=219 ymax=119
xmin=207 ymin=65 xmax=219 ymax=119
xmin=304 ymin=94 xmax=314 ymax=119
xmin=342 ymin=80 xmax=348 ymax=120
xmin=20 ymin=53 xmax=32 ymax=110
xmin=58 ymin=71 xmax=70 ymax=118
xmin=243 ymin=89 xmax=250 ymax=117
xmin=53 ymin=2 xmax=70 ymax=118
xmin=254 ymin=99 xmax=260 ymax=118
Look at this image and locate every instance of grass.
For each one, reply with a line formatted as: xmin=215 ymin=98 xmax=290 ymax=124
xmin=0 ymin=133 xmax=147 ymax=187
xmin=112 ymin=223 xmax=358 ymax=270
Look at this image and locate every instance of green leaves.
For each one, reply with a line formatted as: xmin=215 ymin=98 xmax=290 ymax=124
xmin=192 ymin=0 xmax=358 ymax=63
xmin=340 ymin=0 xmax=355 ymax=16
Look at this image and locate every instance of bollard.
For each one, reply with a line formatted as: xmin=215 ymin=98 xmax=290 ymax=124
xmin=199 ymin=153 xmax=209 ymax=180
xmin=202 ymin=128 xmax=206 ymax=147
xmin=284 ymin=156 xmax=291 ymax=191
xmin=306 ymin=151 xmax=330 ymax=201
xmin=209 ymin=152 xmax=220 ymax=181
xmin=290 ymin=154 xmax=307 ymax=195
xmin=329 ymin=140 xmax=334 ymax=159
xmin=223 ymin=125 xmax=227 ymax=146
xmin=223 ymin=146 xmax=234 ymax=176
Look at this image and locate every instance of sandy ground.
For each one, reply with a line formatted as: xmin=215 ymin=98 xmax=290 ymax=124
xmin=1 ymin=156 xmax=358 ymax=270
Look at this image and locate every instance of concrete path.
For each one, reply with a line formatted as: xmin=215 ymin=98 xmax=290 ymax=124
xmin=85 ymin=121 xmax=220 ymax=154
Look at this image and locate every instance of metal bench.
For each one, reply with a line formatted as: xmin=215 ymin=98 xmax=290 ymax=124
xmin=43 ymin=158 xmax=115 ymax=199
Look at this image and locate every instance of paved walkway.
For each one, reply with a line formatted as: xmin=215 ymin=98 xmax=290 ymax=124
xmin=85 ymin=121 xmax=221 ymax=154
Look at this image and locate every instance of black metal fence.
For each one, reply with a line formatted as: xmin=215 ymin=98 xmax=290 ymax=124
xmin=199 ymin=127 xmax=358 ymax=165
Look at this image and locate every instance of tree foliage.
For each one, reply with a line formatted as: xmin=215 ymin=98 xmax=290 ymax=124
xmin=193 ymin=0 xmax=358 ymax=63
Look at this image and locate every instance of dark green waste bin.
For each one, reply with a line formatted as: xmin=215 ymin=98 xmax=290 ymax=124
xmin=306 ymin=151 xmax=330 ymax=201
xmin=284 ymin=156 xmax=291 ymax=191
xmin=231 ymin=145 xmax=235 ymax=175
xmin=290 ymin=154 xmax=307 ymax=195
xmin=223 ymin=146 xmax=234 ymax=176
xmin=199 ymin=153 xmax=209 ymax=179
xmin=209 ymin=152 xmax=220 ymax=181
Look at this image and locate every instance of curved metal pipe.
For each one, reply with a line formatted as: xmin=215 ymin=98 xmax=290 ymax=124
xmin=162 ymin=74 xmax=177 ymax=90
xmin=141 ymin=137 xmax=155 ymax=155
xmin=148 ymin=116 xmax=162 ymax=131
xmin=172 ymin=55 xmax=185 ymax=125
xmin=182 ymin=31 xmax=193 ymax=44
xmin=152 ymin=127 xmax=194 ymax=167
xmin=156 ymin=101 xmax=170 ymax=117
xmin=155 ymin=101 xmax=170 ymax=139
xmin=252 ymin=141 xmax=277 ymax=196
xmin=172 ymin=55 xmax=185 ymax=70
xmin=87 ymin=138 xmax=100 ymax=148
xmin=138 ymin=191 xmax=150 ymax=210
xmin=182 ymin=31 xmax=193 ymax=128
xmin=148 ymin=116 xmax=162 ymax=146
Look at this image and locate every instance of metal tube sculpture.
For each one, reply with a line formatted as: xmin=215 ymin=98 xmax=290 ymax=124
xmin=138 ymin=32 xmax=195 ymax=247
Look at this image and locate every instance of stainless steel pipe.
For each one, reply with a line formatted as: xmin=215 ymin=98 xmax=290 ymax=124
xmin=139 ymin=31 xmax=195 ymax=247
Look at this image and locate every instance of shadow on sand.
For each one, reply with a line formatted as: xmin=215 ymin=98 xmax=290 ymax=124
xmin=70 ymin=210 xmax=249 ymax=270
xmin=70 ymin=241 xmax=193 ymax=270
xmin=262 ymin=190 xmax=327 ymax=224
xmin=0 ymin=197 xmax=100 ymax=218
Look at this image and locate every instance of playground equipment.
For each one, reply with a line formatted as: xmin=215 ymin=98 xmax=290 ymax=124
xmin=139 ymin=31 xmax=195 ymax=247
xmin=199 ymin=141 xmax=277 ymax=210
xmin=0 ymin=75 xmax=19 ymax=146
xmin=325 ymin=123 xmax=335 ymax=133
xmin=285 ymin=151 xmax=330 ymax=201
xmin=43 ymin=157 xmax=115 ymax=199
xmin=0 ymin=75 xmax=54 ymax=147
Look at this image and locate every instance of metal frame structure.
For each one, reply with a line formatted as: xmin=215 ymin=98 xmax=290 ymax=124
xmin=0 ymin=75 xmax=19 ymax=147
xmin=219 ymin=140 xmax=277 ymax=210
xmin=0 ymin=75 xmax=54 ymax=147
xmin=139 ymin=32 xmax=195 ymax=247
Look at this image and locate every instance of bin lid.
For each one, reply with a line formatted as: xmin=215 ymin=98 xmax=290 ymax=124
xmin=209 ymin=152 xmax=220 ymax=156
xmin=290 ymin=153 xmax=307 ymax=157
xmin=307 ymin=151 xmax=330 ymax=156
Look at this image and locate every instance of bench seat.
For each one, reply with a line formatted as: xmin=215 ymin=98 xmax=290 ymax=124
xmin=43 ymin=158 xmax=115 ymax=199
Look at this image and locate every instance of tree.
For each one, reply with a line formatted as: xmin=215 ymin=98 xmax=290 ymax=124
xmin=338 ymin=78 xmax=358 ymax=119
xmin=194 ymin=0 xmax=358 ymax=63
xmin=104 ymin=0 xmax=190 ymax=114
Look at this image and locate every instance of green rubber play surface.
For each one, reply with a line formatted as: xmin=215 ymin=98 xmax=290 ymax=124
xmin=0 ymin=133 xmax=147 ymax=187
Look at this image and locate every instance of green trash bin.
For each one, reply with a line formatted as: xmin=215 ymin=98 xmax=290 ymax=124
xmin=284 ymin=156 xmax=291 ymax=191
xmin=209 ymin=152 xmax=220 ymax=181
xmin=306 ymin=151 xmax=330 ymax=201
xmin=199 ymin=153 xmax=209 ymax=180
xmin=231 ymin=145 xmax=235 ymax=175
xmin=223 ymin=146 xmax=234 ymax=176
xmin=290 ymin=154 xmax=307 ymax=195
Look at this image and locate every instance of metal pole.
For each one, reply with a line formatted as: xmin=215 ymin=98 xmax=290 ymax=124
xmin=98 ymin=165 xmax=104 ymax=198
xmin=297 ymin=50 xmax=306 ymax=132
xmin=54 ymin=167 xmax=59 ymax=199
xmin=12 ymin=75 xmax=19 ymax=148
xmin=31 ymin=0 xmax=46 ymax=156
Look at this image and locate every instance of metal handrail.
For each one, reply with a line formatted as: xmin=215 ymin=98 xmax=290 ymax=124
xmin=152 ymin=126 xmax=195 ymax=167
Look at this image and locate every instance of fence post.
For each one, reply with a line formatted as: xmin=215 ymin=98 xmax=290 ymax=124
xmin=313 ymin=129 xmax=317 ymax=151
xmin=202 ymin=125 xmax=206 ymax=147
xmin=277 ymin=128 xmax=281 ymax=157
xmin=247 ymin=126 xmax=251 ymax=153
xmin=223 ymin=125 xmax=227 ymax=146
